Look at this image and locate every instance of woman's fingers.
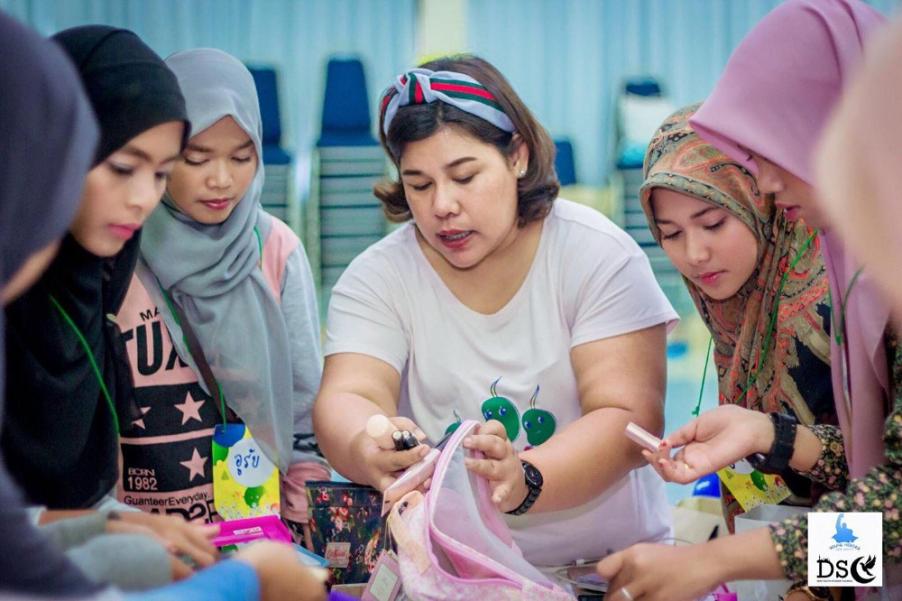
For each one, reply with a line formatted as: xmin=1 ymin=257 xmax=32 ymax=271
xmin=376 ymin=444 xmax=429 ymax=473
xmin=463 ymin=433 xmax=511 ymax=459
xmin=167 ymin=531 xmax=217 ymax=568
xmin=388 ymin=416 xmax=426 ymax=441
xmin=464 ymin=457 xmax=506 ymax=479
xmin=371 ymin=445 xmax=430 ymax=491
xmin=169 ymin=556 xmax=194 ymax=581
xmin=475 ymin=419 xmax=508 ymax=440
xmin=120 ymin=512 xmax=219 ymax=568
xmin=376 ymin=473 xmax=398 ymax=492
xmin=491 ymin=482 xmax=513 ymax=505
xmin=657 ymin=460 xmax=697 ymax=484
xmin=665 ymin=421 xmax=700 ymax=448
xmin=178 ymin=524 xmax=219 ymax=567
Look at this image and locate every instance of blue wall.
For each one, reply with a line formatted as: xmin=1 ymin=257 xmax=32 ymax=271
xmin=0 ymin=0 xmax=415 ymax=164
xmin=3 ymin=0 xmax=897 ymax=187
xmin=468 ymin=0 xmax=900 ymax=184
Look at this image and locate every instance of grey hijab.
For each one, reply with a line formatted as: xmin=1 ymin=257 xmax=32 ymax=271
xmin=140 ymin=48 xmax=293 ymax=471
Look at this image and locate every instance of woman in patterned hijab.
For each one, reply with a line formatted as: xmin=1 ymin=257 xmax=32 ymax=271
xmin=640 ymin=105 xmax=837 ymax=526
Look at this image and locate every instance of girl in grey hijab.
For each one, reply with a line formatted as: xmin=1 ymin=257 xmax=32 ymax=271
xmin=126 ymin=48 xmax=325 ymax=535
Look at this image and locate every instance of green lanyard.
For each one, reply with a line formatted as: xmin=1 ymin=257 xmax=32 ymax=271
xmin=830 ymin=267 xmax=864 ymax=348
xmin=156 ymin=225 xmax=264 ymax=427
xmin=828 ymin=266 xmax=864 ymax=412
xmin=49 ymin=295 xmax=120 ymax=434
xmin=691 ymin=337 xmax=713 ymax=417
xmin=693 ymin=230 xmax=819 ymax=414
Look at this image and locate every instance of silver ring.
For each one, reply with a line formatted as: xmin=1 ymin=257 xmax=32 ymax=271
xmin=620 ymin=587 xmax=635 ymax=601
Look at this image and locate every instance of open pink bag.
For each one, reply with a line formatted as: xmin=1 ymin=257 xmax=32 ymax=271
xmin=387 ymin=420 xmax=573 ymax=600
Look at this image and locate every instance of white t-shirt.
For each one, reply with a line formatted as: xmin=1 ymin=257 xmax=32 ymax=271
xmin=325 ymin=199 xmax=678 ymax=565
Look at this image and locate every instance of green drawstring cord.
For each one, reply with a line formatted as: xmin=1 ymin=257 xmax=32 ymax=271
xmin=692 ymin=336 xmax=713 ymax=417
xmin=831 ymin=267 xmax=864 ymax=347
xmin=736 ymin=230 xmax=818 ymax=405
xmin=695 ymin=230 xmax=818 ymax=413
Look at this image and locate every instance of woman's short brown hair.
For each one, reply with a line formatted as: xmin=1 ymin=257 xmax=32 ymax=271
xmin=374 ymin=55 xmax=559 ymax=226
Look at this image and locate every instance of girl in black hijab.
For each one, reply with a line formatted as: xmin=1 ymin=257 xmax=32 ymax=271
xmin=2 ymin=25 xmax=219 ymax=571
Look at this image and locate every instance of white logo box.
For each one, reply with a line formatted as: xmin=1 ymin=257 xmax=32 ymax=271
xmin=809 ymin=512 xmax=883 ymax=588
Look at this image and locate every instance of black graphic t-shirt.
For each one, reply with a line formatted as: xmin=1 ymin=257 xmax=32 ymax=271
xmin=116 ymin=275 xmax=225 ymax=523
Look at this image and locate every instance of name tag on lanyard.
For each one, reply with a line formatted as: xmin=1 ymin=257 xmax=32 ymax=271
xmin=158 ymin=227 xmax=277 ymax=519
xmin=212 ymin=423 xmax=281 ymax=519
xmin=717 ymin=459 xmax=791 ymax=512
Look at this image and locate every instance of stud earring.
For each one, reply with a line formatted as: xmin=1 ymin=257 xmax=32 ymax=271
xmin=518 ymin=168 xmax=527 ymax=178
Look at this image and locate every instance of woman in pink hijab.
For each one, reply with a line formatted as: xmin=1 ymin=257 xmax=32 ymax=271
xmin=817 ymin=16 xmax=902 ymax=321
xmin=598 ymin=2 xmax=901 ymax=600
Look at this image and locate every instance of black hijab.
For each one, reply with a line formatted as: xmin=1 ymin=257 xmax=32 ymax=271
xmin=0 ymin=11 xmax=105 ymax=597
xmin=3 ymin=25 xmax=188 ymax=508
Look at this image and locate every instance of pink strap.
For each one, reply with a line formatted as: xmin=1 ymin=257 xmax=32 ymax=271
xmin=279 ymin=461 xmax=331 ymax=523
xmin=388 ymin=491 xmax=430 ymax=574
xmin=260 ymin=217 xmax=300 ymax=301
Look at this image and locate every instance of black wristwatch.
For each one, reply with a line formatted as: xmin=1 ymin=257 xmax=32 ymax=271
xmin=747 ymin=412 xmax=798 ymax=474
xmin=506 ymin=460 xmax=543 ymax=516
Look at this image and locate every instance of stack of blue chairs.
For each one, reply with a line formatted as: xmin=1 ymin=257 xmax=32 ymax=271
xmin=553 ymin=139 xmax=577 ymax=187
xmin=312 ymin=57 xmax=387 ymax=307
xmin=614 ymin=76 xmax=689 ymax=315
xmin=248 ymin=66 xmax=294 ymax=225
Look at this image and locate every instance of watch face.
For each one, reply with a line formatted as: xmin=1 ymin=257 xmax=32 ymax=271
xmin=523 ymin=461 xmax=543 ymax=488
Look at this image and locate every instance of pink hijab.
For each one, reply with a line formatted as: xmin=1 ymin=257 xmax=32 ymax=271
xmin=817 ymin=17 xmax=902 ymax=322
xmin=691 ymin=0 xmax=891 ymax=480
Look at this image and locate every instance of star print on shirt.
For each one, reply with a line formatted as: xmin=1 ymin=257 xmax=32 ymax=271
xmin=131 ymin=406 xmax=151 ymax=430
xmin=174 ymin=391 xmax=205 ymax=425
xmin=179 ymin=447 xmax=208 ymax=482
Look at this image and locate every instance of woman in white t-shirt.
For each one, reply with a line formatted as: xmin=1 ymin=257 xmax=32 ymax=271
xmin=313 ymin=55 xmax=678 ymax=566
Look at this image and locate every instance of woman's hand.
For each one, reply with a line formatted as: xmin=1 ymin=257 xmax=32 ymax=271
xmin=350 ymin=415 xmax=429 ymax=491
xmin=463 ymin=420 xmax=528 ymax=512
xmin=596 ymin=543 xmax=722 ymax=601
xmin=116 ymin=511 xmax=219 ymax=569
xmin=643 ymin=405 xmax=773 ymax=483
xmin=234 ymin=541 xmax=328 ymax=601
xmin=598 ymin=527 xmax=785 ymax=600
xmin=104 ymin=514 xmax=196 ymax=579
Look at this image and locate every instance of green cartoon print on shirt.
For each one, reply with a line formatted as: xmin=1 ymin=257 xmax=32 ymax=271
xmin=521 ymin=385 xmax=557 ymax=446
xmin=440 ymin=379 xmax=561 ymax=445
xmin=481 ymin=378 xmax=520 ymax=441
xmin=444 ymin=410 xmax=463 ymax=436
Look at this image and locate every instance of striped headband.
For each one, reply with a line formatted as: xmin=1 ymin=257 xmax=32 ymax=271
xmin=379 ymin=68 xmax=515 ymax=135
